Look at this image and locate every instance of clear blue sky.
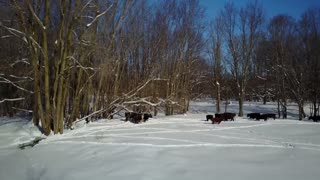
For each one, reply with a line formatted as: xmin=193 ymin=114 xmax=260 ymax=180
xmin=200 ymin=0 xmax=320 ymax=20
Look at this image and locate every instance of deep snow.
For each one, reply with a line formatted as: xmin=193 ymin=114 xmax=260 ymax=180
xmin=1 ymin=101 xmax=320 ymax=180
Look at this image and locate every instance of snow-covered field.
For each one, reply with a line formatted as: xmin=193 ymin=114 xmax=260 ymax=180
xmin=1 ymin=101 xmax=320 ymax=180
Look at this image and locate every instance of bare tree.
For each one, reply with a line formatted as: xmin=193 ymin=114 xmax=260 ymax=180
xmin=220 ymin=1 xmax=264 ymax=116
xmin=300 ymin=8 xmax=320 ymax=117
xmin=268 ymin=15 xmax=298 ymax=119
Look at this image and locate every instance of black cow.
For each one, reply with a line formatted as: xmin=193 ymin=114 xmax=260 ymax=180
xmin=247 ymin=113 xmax=260 ymax=119
xmin=125 ymin=112 xmax=148 ymax=123
xmin=143 ymin=113 xmax=152 ymax=122
xmin=215 ymin=113 xmax=222 ymax=118
xmin=130 ymin=112 xmax=142 ymax=124
xmin=255 ymin=113 xmax=276 ymax=121
xmin=309 ymin=116 xmax=320 ymax=122
xmin=222 ymin=112 xmax=236 ymax=121
xmin=255 ymin=114 xmax=268 ymax=121
xmin=125 ymin=112 xmax=131 ymax=121
xmin=206 ymin=114 xmax=214 ymax=121
xmin=263 ymin=113 xmax=276 ymax=120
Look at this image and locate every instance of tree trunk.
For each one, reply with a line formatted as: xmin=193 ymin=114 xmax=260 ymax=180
xmin=313 ymin=101 xmax=318 ymax=117
xmin=154 ymin=107 xmax=157 ymax=117
xmin=282 ymin=102 xmax=287 ymax=119
xmin=165 ymin=104 xmax=173 ymax=116
xmin=68 ymin=69 xmax=83 ymax=128
xmin=263 ymin=80 xmax=267 ymax=105
xmin=216 ymin=81 xmax=221 ymax=113
xmin=31 ymin=53 xmax=39 ymax=126
xmin=43 ymin=0 xmax=51 ymax=135
xmin=82 ymin=85 xmax=92 ymax=118
xmin=298 ymin=102 xmax=305 ymax=120
xmin=31 ymin=51 xmax=50 ymax=135
xmin=54 ymin=44 xmax=69 ymax=134
xmin=93 ymin=72 xmax=104 ymax=119
xmin=238 ymin=96 xmax=244 ymax=117
xmin=238 ymin=88 xmax=244 ymax=117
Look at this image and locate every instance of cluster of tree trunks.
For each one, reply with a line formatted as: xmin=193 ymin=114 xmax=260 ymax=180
xmin=0 ymin=0 xmax=205 ymax=135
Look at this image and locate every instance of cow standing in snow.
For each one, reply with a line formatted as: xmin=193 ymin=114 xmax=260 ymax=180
xmin=247 ymin=113 xmax=260 ymax=119
xmin=309 ymin=116 xmax=320 ymax=122
xmin=215 ymin=113 xmax=236 ymax=121
xmin=206 ymin=114 xmax=214 ymax=121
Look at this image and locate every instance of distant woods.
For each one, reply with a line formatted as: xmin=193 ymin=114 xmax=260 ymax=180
xmin=208 ymin=2 xmax=320 ymax=120
xmin=0 ymin=0 xmax=319 ymax=134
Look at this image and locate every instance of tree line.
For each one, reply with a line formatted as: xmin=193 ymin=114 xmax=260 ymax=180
xmin=207 ymin=1 xmax=320 ymax=120
xmin=0 ymin=0 xmax=319 ymax=135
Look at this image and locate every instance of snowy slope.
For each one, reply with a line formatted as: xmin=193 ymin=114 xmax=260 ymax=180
xmin=1 ymin=101 xmax=320 ymax=180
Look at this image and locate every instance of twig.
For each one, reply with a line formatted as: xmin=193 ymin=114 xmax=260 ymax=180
xmin=0 ymin=77 xmax=34 ymax=94
xmin=86 ymin=4 xmax=114 ymax=27
xmin=12 ymin=107 xmax=32 ymax=113
xmin=0 ymin=98 xmax=25 ymax=103
xmin=10 ymin=59 xmax=30 ymax=67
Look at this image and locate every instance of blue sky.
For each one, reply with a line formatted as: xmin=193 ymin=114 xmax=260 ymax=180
xmin=200 ymin=0 xmax=320 ymax=20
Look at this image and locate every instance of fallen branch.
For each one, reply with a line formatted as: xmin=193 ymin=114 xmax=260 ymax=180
xmin=18 ymin=137 xmax=45 ymax=150
xmin=74 ymin=78 xmax=160 ymax=125
xmin=123 ymin=97 xmax=162 ymax=107
xmin=74 ymin=108 xmax=104 ymax=124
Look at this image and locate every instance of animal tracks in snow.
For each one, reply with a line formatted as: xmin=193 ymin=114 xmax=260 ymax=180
xmin=39 ymin=117 xmax=320 ymax=152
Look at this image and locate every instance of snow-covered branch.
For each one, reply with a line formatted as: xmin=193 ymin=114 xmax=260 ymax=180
xmin=0 ymin=74 xmax=33 ymax=83
xmin=79 ymin=71 xmax=98 ymax=94
xmin=86 ymin=4 xmax=114 ymax=28
xmin=0 ymin=24 xmax=43 ymax=52
xmin=74 ymin=98 xmax=122 ymax=124
xmin=0 ymin=77 xmax=33 ymax=94
xmin=1 ymin=35 xmax=13 ymax=39
xmin=67 ymin=56 xmax=99 ymax=72
xmin=10 ymin=58 xmax=30 ymax=67
xmin=256 ymin=75 xmax=267 ymax=81
xmin=27 ymin=3 xmax=46 ymax=30
xmin=0 ymin=98 xmax=25 ymax=104
xmin=123 ymin=97 xmax=162 ymax=107
xmin=124 ymin=78 xmax=154 ymax=99
xmin=12 ymin=107 xmax=32 ymax=113
xmin=74 ymin=108 xmax=104 ymax=124
xmin=81 ymin=0 xmax=94 ymax=12
xmin=115 ymin=105 xmax=131 ymax=113
xmin=8 ymin=75 xmax=33 ymax=81
xmin=81 ymin=16 xmax=94 ymax=20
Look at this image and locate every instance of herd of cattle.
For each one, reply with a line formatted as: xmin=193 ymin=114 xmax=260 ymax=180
xmin=205 ymin=113 xmax=236 ymax=124
xmin=206 ymin=112 xmax=277 ymax=124
xmin=123 ymin=111 xmax=320 ymax=124
xmin=206 ymin=112 xmax=320 ymax=124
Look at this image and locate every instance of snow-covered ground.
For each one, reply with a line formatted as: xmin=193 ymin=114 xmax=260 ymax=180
xmin=1 ymin=101 xmax=320 ymax=180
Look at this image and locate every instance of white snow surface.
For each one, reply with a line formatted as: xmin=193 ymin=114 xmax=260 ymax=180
xmin=1 ymin=100 xmax=320 ymax=180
